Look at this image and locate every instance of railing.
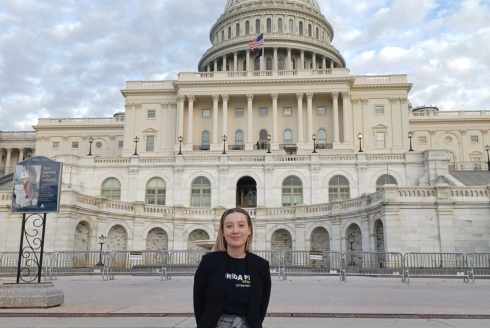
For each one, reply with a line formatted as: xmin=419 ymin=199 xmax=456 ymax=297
xmin=0 ymin=131 xmax=37 ymax=140
xmin=105 ymin=250 xmax=168 ymax=281
xmin=193 ymin=145 xmax=210 ymax=151
xmin=342 ymin=252 xmax=404 ymax=281
xmin=52 ymin=251 xmax=108 ymax=279
xmin=315 ymin=143 xmax=333 ymax=149
xmin=0 ymin=252 xmax=53 ymax=280
xmin=403 ymin=253 xmax=468 ymax=283
xmin=467 ymin=253 xmax=490 ymax=283
xmin=167 ymin=250 xmax=211 ymax=278
xmin=282 ymin=251 xmax=343 ymax=280
xmin=449 ymin=161 xmax=490 ymax=171
xmin=228 ymin=144 xmax=244 ymax=150
xmin=410 ymin=110 xmax=490 ymax=118
xmin=252 ymin=250 xmax=283 ymax=280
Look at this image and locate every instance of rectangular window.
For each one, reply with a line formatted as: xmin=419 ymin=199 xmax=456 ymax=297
xmin=202 ymin=109 xmax=211 ymax=117
xmin=53 ymin=142 xmax=59 ymax=149
xmin=72 ymin=142 xmax=79 ymax=149
xmin=376 ymin=132 xmax=385 ymax=149
xmin=259 ymin=108 xmax=268 ymax=116
xmin=418 ymin=136 xmax=427 ymax=144
xmin=317 ymin=107 xmax=326 ymax=115
xmin=147 ymin=110 xmax=156 ymax=118
xmin=118 ymin=141 xmax=123 ymax=148
xmin=375 ymin=105 xmax=384 ymax=115
xmin=235 ymin=108 xmax=244 ymax=117
xmin=471 ymin=136 xmax=479 ymax=143
xmin=146 ymin=136 xmax=154 ymax=152
xmin=283 ymin=107 xmax=292 ymax=116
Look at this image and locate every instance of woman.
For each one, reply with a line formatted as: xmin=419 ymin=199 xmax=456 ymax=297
xmin=193 ymin=208 xmax=272 ymax=328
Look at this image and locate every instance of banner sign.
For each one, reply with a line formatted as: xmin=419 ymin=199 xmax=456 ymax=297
xmin=309 ymin=251 xmax=323 ymax=260
xmin=129 ymin=251 xmax=143 ymax=261
xmin=11 ymin=156 xmax=63 ymax=213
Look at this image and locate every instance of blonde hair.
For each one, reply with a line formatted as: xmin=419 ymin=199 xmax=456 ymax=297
xmin=214 ymin=208 xmax=253 ymax=253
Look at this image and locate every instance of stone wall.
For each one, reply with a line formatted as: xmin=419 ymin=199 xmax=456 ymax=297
xmin=107 ymin=225 xmax=127 ymax=251
xmin=310 ymin=227 xmax=330 ymax=252
xmin=271 ymin=229 xmax=293 ymax=251
xmin=146 ymin=228 xmax=168 ymax=251
xmin=74 ymin=221 xmax=90 ymax=252
xmin=187 ymin=229 xmax=210 ymax=250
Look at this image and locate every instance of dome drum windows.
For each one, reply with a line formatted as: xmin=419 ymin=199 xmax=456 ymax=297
xmin=278 ymin=18 xmax=283 ymax=33
xmin=266 ymin=18 xmax=272 ymax=33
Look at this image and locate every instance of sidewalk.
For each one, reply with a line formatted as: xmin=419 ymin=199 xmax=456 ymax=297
xmin=1 ymin=275 xmax=489 ymax=327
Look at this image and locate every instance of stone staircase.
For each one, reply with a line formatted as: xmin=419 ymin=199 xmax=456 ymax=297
xmin=448 ymin=171 xmax=490 ymax=186
xmin=0 ymin=173 xmax=13 ymax=190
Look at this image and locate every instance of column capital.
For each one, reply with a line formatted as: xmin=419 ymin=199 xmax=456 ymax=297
xmin=390 ymin=97 xmax=398 ymax=104
xmin=124 ymin=103 xmax=133 ymax=110
xmin=177 ymin=95 xmax=186 ymax=102
xmin=234 ymin=51 xmax=238 ymax=56
xmin=306 ymin=92 xmax=313 ymax=100
xmin=161 ymin=102 xmax=169 ymax=109
xmin=134 ymin=103 xmax=142 ymax=109
xmin=221 ymin=94 xmax=230 ymax=102
xmin=296 ymin=92 xmax=304 ymax=100
xmin=342 ymin=91 xmax=350 ymax=99
xmin=187 ymin=95 xmax=196 ymax=102
xmin=351 ymin=98 xmax=360 ymax=104
xmin=246 ymin=94 xmax=254 ymax=101
xmin=212 ymin=94 xmax=220 ymax=102
xmin=331 ymin=91 xmax=340 ymax=99
xmin=6 ymin=148 xmax=12 ymax=152
xmin=300 ymin=49 xmax=305 ymax=54
xmin=273 ymin=47 xmax=278 ymax=51
xmin=399 ymin=97 xmax=408 ymax=103
xmin=287 ymin=47 xmax=292 ymax=52
xmin=361 ymin=98 xmax=369 ymax=105
xmin=271 ymin=93 xmax=279 ymax=101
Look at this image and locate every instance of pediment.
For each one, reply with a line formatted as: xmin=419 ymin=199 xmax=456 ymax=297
xmin=372 ymin=124 xmax=389 ymax=130
xmin=143 ymin=128 xmax=158 ymax=133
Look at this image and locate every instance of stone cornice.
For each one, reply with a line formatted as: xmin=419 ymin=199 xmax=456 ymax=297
xmin=173 ymin=77 xmax=354 ymax=88
xmin=121 ymin=89 xmax=177 ymax=97
xmin=34 ymin=125 xmax=125 ymax=130
xmin=409 ymin=118 xmax=490 ymax=123
xmin=352 ymin=84 xmax=413 ymax=92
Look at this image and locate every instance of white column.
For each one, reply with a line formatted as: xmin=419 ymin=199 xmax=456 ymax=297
xmin=332 ymin=92 xmax=340 ymax=143
xmin=213 ymin=59 xmax=217 ymax=71
xmin=296 ymin=93 xmax=304 ymax=144
xmin=272 ymin=93 xmax=279 ymax=145
xmin=5 ymin=148 xmax=12 ymax=174
xmin=246 ymin=94 xmax=254 ymax=147
xmin=322 ymin=56 xmax=326 ymax=70
xmin=300 ymin=50 xmax=305 ymax=70
xmin=330 ymin=60 xmax=334 ymax=69
xmin=246 ymin=50 xmax=250 ymax=71
xmin=212 ymin=95 xmax=220 ymax=145
xmin=287 ymin=48 xmax=292 ymax=70
xmin=177 ymin=96 xmax=185 ymax=140
xmin=234 ymin=52 xmax=238 ymax=72
xmin=223 ymin=55 xmax=227 ymax=72
xmin=273 ymin=47 xmax=278 ymax=71
xmin=32 ymin=147 xmax=36 ymax=156
xmin=187 ymin=95 xmax=195 ymax=145
xmin=260 ymin=48 xmax=265 ymax=71
xmin=312 ymin=53 xmax=316 ymax=69
xmin=342 ymin=92 xmax=351 ymax=144
xmin=18 ymin=148 xmax=24 ymax=162
xmin=306 ymin=93 xmax=313 ymax=142
xmin=222 ymin=94 xmax=229 ymax=142
xmin=207 ymin=64 xmax=210 ymax=72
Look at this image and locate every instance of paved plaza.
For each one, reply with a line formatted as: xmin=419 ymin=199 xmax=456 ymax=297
xmin=1 ymin=275 xmax=489 ymax=327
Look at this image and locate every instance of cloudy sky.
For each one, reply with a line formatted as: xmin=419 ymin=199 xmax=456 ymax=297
xmin=0 ymin=0 xmax=489 ymax=131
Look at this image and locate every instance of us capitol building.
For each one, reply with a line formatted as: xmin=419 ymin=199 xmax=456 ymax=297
xmin=1 ymin=0 xmax=489 ymax=255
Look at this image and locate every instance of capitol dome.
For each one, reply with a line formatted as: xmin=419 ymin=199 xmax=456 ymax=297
xmin=198 ymin=0 xmax=345 ymax=72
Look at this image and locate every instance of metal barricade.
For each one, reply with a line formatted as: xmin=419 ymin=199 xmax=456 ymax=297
xmin=167 ymin=250 xmax=211 ymax=278
xmin=403 ymin=253 xmax=469 ymax=283
xmin=52 ymin=251 xmax=107 ymax=279
xmin=105 ymin=250 xmax=168 ymax=281
xmin=282 ymin=251 xmax=343 ymax=280
xmin=0 ymin=252 xmax=52 ymax=280
xmin=252 ymin=250 xmax=283 ymax=281
xmin=342 ymin=252 xmax=404 ymax=281
xmin=467 ymin=253 xmax=490 ymax=283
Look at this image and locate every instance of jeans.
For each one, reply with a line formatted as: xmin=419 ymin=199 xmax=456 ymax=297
xmin=215 ymin=314 xmax=250 ymax=328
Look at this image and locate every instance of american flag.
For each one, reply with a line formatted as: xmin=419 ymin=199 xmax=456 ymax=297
xmin=249 ymin=33 xmax=264 ymax=51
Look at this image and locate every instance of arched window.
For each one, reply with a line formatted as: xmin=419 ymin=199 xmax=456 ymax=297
xmin=235 ymin=130 xmax=244 ymax=149
xmin=299 ymin=22 xmax=303 ymax=35
xmin=191 ymin=177 xmax=211 ymax=208
xmin=376 ymin=175 xmax=397 ymax=191
xmin=101 ymin=178 xmax=121 ymax=200
xmin=317 ymin=129 xmax=327 ymax=148
xmin=254 ymin=57 xmax=260 ymax=71
xmin=308 ymin=24 xmax=312 ymax=37
xmin=266 ymin=57 xmax=272 ymax=70
xmin=283 ymin=129 xmax=292 ymax=145
xmin=278 ymin=18 xmax=283 ymax=33
xmin=289 ymin=19 xmax=293 ymax=33
xmin=278 ymin=57 xmax=284 ymax=70
xmin=329 ymin=176 xmax=350 ymax=201
xmin=267 ymin=18 xmax=272 ymax=33
xmin=255 ymin=19 xmax=261 ymax=33
xmin=201 ymin=131 xmax=210 ymax=150
xmin=245 ymin=21 xmax=250 ymax=34
xmin=228 ymin=26 xmax=232 ymax=39
xmin=236 ymin=23 xmax=240 ymax=37
xmin=259 ymin=129 xmax=268 ymax=140
xmin=316 ymin=27 xmax=319 ymax=39
xmin=146 ymin=178 xmax=166 ymax=205
xmin=282 ymin=176 xmax=303 ymax=206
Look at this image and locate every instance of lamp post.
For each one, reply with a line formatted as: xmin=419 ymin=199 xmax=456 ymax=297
xmin=358 ymin=133 xmax=363 ymax=153
xmin=312 ymin=134 xmax=317 ymax=153
xmin=408 ymin=131 xmax=414 ymax=151
xmin=178 ymin=136 xmax=183 ymax=155
xmin=348 ymin=233 xmax=355 ymax=265
xmin=133 ymin=136 xmax=139 ymax=156
xmin=486 ymin=145 xmax=490 ymax=171
xmin=87 ymin=137 xmax=94 ymax=156
xmin=96 ymin=234 xmax=106 ymax=266
xmin=222 ymin=135 xmax=227 ymax=154
xmin=266 ymin=134 xmax=271 ymax=154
